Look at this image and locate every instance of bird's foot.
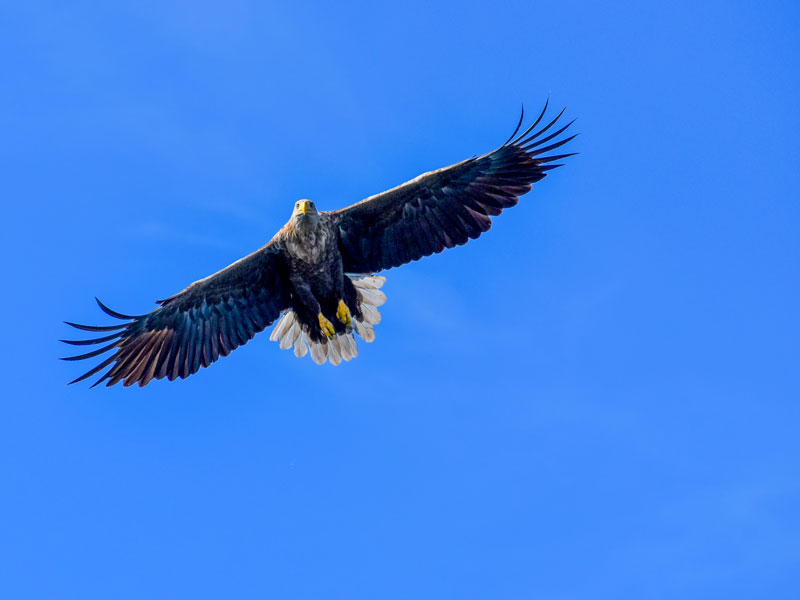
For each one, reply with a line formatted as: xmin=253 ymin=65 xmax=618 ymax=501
xmin=318 ymin=313 xmax=335 ymax=339
xmin=336 ymin=300 xmax=352 ymax=328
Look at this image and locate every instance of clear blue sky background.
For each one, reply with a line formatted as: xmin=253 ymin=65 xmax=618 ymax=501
xmin=1 ymin=2 xmax=798 ymax=598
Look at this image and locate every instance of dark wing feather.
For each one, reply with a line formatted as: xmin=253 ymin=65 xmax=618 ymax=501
xmin=330 ymin=101 xmax=576 ymax=273
xmin=61 ymin=240 xmax=291 ymax=387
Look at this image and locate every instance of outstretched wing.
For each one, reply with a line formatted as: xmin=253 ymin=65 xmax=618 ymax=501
xmin=61 ymin=241 xmax=291 ymax=387
xmin=330 ymin=101 xmax=576 ymax=273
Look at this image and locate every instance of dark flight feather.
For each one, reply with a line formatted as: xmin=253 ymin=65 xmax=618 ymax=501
xmin=62 ymin=241 xmax=291 ymax=387
xmin=330 ymin=102 xmax=576 ymax=273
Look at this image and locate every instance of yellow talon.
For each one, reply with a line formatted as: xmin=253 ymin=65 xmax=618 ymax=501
xmin=318 ymin=313 xmax=335 ymax=339
xmin=336 ymin=300 xmax=352 ymax=328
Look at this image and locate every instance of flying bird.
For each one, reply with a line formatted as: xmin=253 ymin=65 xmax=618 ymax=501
xmin=62 ymin=102 xmax=576 ymax=387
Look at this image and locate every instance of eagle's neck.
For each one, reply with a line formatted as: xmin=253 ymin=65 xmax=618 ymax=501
xmin=294 ymin=217 xmax=317 ymax=240
xmin=286 ymin=218 xmax=328 ymax=263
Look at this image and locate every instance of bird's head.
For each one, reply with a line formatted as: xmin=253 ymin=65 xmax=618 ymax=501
xmin=292 ymin=199 xmax=319 ymax=226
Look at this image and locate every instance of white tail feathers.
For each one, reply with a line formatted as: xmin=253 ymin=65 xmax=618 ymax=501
xmin=269 ymin=274 xmax=386 ymax=365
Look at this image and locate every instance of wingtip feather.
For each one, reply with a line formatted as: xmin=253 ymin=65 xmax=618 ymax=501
xmin=95 ymin=297 xmax=140 ymax=320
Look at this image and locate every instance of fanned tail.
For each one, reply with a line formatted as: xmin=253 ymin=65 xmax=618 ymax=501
xmin=269 ymin=274 xmax=386 ymax=365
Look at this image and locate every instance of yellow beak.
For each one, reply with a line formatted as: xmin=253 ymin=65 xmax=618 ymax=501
xmin=298 ymin=200 xmax=310 ymax=214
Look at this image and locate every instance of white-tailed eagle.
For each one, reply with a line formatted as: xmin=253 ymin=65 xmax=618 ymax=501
xmin=62 ymin=102 xmax=576 ymax=386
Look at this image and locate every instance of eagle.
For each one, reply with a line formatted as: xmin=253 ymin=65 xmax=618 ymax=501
xmin=62 ymin=102 xmax=576 ymax=387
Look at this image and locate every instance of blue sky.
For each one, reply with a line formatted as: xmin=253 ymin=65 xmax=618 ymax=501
xmin=2 ymin=1 xmax=799 ymax=598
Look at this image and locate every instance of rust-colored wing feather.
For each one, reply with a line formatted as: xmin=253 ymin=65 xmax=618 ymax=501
xmin=61 ymin=240 xmax=291 ymax=387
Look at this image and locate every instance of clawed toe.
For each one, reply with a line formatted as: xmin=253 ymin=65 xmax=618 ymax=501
xmin=336 ymin=300 xmax=352 ymax=328
xmin=318 ymin=313 xmax=335 ymax=339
